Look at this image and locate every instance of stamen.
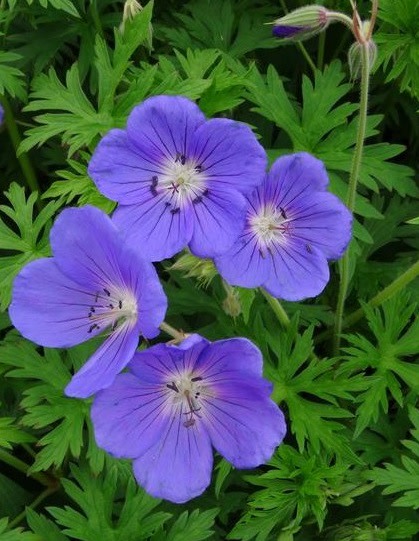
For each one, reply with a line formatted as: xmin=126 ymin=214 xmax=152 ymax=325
xmin=191 ymin=376 xmax=202 ymax=382
xmin=166 ymin=382 xmax=179 ymax=393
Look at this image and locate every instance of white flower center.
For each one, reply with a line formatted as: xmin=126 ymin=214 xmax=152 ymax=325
xmin=150 ymin=154 xmax=208 ymax=212
xmin=250 ymin=204 xmax=290 ymax=249
xmin=86 ymin=286 xmax=138 ymax=334
xmin=165 ymin=372 xmax=212 ymax=428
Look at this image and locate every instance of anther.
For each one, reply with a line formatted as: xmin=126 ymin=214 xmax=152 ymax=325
xmin=88 ymin=323 xmax=99 ymax=333
xmin=118 ymin=300 xmax=123 ymax=309
xmin=166 ymin=382 xmax=179 ymax=393
xmin=279 ymin=207 xmax=287 ymax=219
xmin=195 ymin=164 xmax=204 ymax=173
xmin=109 ymin=303 xmax=114 ymax=309
xmin=103 ymin=288 xmax=111 ymax=297
xmin=191 ymin=376 xmax=202 ymax=382
xmin=170 ymin=208 xmax=180 ymax=215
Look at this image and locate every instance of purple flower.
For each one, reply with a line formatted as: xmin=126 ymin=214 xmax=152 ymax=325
xmin=88 ymin=95 xmax=267 ymax=262
xmin=215 ymin=153 xmax=352 ymax=301
xmin=272 ymin=24 xmax=307 ymax=38
xmin=91 ymin=335 xmax=286 ymax=503
xmin=9 ymin=206 xmax=167 ymax=398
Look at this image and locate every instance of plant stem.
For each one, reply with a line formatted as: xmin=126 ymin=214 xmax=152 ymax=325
xmin=260 ymin=289 xmax=290 ymax=329
xmin=344 ymin=259 xmax=419 ymax=327
xmin=316 ymin=259 xmax=419 ymax=344
xmin=317 ymin=31 xmax=326 ymax=70
xmin=159 ymin=321 xmax=186 ymax=342
xmin=0 ymin=448 xmax=52 ymax=487
xmin=8 ymin=486 xmax=57 ymax=529
xmin=0 ymin=95 xmax=40 ymax=196
xmin=333 ymin=43 xmax=370 ymax=354
xmin=278 ymin=0 xmax=316 ymax=75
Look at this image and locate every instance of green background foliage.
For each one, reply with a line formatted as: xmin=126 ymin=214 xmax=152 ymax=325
xmin=0 ymin=0 xmax=418 ymax=539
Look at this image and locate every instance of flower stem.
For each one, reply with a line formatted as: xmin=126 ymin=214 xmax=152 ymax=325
xmin=316 ymin=259 xmax=419 ymax=344
xmin=0 ymin=95 xmax=40 ymax=196
xmin=344 ymin=259 xmax=419 ymax=328
xmin=333 ymin=43 xmax=370 ymax=354
xmin=0 ymin=448 xmax=52 ymax=487
xmin=278 ymin=0 xmax=316 ymax=75
xmin=260 ymin=289 xmax=290 ymax=328
xmin=8 ymin=486 xmax=57 ymax=529
xmin=159 ymin=321 xmax=186 ymax=342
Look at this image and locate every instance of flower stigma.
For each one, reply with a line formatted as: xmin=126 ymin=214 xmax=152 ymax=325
xmin=166 ymin=373 xmax=212 ymax=428
xmin=250 ymin=204 xmax=291 ymax=251
xmin=87 ymin=286 xmax=138 ymax=334
xmin=150 ymin=153 xmax=209 ymax=212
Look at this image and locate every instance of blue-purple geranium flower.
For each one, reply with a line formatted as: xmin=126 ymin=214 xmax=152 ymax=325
xmin=91 ymin=334 xmax=286 ymax=503
xmin=88 ymin=95 xmax=267 ymax=262
xmin=9 ymin=206 xmax=167 ymax=398
xmin=215 ymin=152 xmax=352 ymax=301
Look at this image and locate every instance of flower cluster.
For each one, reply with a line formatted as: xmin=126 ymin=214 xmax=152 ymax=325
xmin=9 ymin=94 xmax=352 ymax=503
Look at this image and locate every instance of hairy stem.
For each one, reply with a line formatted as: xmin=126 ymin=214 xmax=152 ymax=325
xmin=0 ymin=448 xmax=52 ymax=488
xmin=260 ymin=289 xmax=290 ymax=328
xmin=0 ymin=96 xmax=40 ymax=196
xmin=344 ymin=259 xmax=419 ymax=327
xmin=159 ymin=321 xmax=187 ymax=342
xmin=317 ymin=259 xmax=419 ymax=344
xmin=333 ymin=43 xmax=370 ymax=354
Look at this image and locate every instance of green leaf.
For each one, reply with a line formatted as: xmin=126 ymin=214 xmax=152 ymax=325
xmin=48 ymin=464 xmax=171 ymax=541
xmin=0 ymin=184 xmax=60 ymax=310
xmin=340 ymin=293 xmax=419 ymax=437
xmin=156 ymin=509 xmax=219 ymax=541
xmin=30 ymin=0 xmax=80 ymax=17
xmin=0 ymin=416 xmax=33 ymax=449
xmin=26 ymin=509 xmax=69 ymax=541
xmin=263 ymin=318 xmax=363 ymax=459
xmin=0 ymin=51 xmax=26 ymax=99
xmin=368 ymin=406 xmax=419 ymax=509
xmin=0 ymin=518 xmax=40 ymax=541
xmin=0 ymin=339 xmax=102 ymax=471
xmin=20 ymin=64 xmax=113 ymax=156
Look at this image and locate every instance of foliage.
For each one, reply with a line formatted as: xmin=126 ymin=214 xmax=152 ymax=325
xmin=0 ymin=0 xmax=418 ymax=540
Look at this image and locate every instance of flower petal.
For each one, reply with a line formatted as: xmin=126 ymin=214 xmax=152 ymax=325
xmin=188 ymin=189 xmax=246 ymax=258
xmin=91 ymin=373 xmax=169 ymax=459
xmin=133 ymin=412 xmax=213 ymax=503
xmin=288 ymin=192 xmax=352 ymax=259
xmin=112 ymin=196 xmax=193 ymax=261
xmin=50 ymin=206 xmax=128 ymax=289
xmin=214 ymin=229 xmax=271 ymax=288
xmin=189 ymin=118 xmax=267 ymax=195
xmin=127 ymin=95 xmax=206 ymax=160
xmin=65 ymin=322 xmax=139 ymax=398
xmin=266 ymin=152 xmax=329 ymax=208
xmin=194 ymin=338 xmax=264 ymax=379
xmin=202 ymin=376 xmax=286 ymax=469
xmin=263 ymin=240 xmax=330 ymax=300
xmin=88 ymin=129 xmax=159 ymax=204
xmin=9 ymin=258 xmax=98 ymax=348
xmin=128 ymin=337 xmax=209 ymax=384
xmin=136 ymin=263 xmax=167 ymax=339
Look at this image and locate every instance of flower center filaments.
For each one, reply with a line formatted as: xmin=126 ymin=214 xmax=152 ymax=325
xmin=166 ymin=374 xmax=210 ymax=428
xmin=150 ymin=153 xmax=209 ymax=213
xmin=86 ymin=286 xmax=137 ymax=334
xmin=249 ymin=204 xmax=291 ymax=254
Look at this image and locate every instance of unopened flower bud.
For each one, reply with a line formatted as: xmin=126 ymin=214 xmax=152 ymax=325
xmin=222 ymin=288 xmax=241 ymax=318
xmin=272 ymin=5 xmax=329 ymax=41
xmin=120 ymin=0 xmax=153 ymax=49
xmin=170 ymin=252 xmax=217 ymax=288
xmin=348 ymin=38 xmax=377 ymax=79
